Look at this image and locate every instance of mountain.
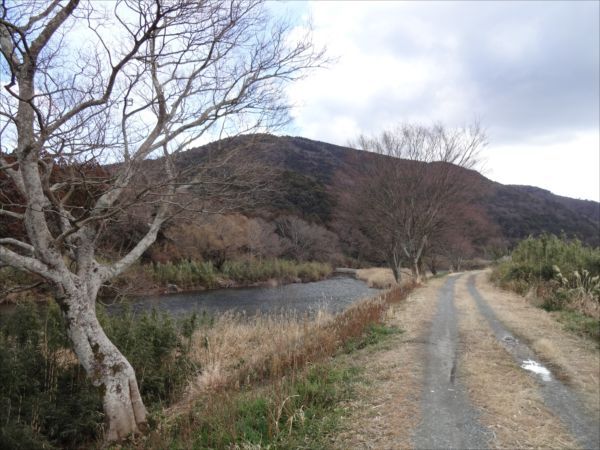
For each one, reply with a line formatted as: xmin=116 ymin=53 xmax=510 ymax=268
xmin=485 ymin=184 xmax=599 ymax=246
xmin=181 ymin=134 xmax=599 ymax=248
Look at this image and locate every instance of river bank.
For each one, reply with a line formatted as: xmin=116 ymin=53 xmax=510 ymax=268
xmin=0 ymin=271 xmax=416 ymax=449
xmin=0 ymin=258 xmax=335 ymax=305
xmin=105 ymin=258 xmax=335 ymax=299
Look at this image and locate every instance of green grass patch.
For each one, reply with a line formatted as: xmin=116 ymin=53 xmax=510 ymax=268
xmin=136 ymin=314 xmax=403 ymax=449
xmin=556 ymin=310 xmax=600 ymax=344
xmin=343 ymin=323 xmax=403 ymax=353
xmin=147 ymin=364 xmax=361 ymax=449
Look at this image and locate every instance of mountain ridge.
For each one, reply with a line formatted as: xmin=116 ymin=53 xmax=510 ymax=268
xmin=182 ymin=134 xmax=599 ymax=248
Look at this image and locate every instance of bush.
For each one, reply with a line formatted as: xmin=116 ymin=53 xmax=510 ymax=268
xmin=0 ymin=303 xmax=102 ymax=449
xmin=493 ymin=234 xmax=600 ymax=320
xmin=510 ymin=234 xmax=600 ymax=279
xmin=0 ymin=302 xmax=199 ymax=449
xmin=99 ymin=308 xmax=199 ymax=406
xmin=542 ymin=289 xmax=570 ymax=312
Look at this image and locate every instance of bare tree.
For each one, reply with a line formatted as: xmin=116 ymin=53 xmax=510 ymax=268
xmin=0 ymin=0 xmax=324 ymax=440
xmin=275 ymin=215 xmax=340 ymax=262
xmin=347 ymin=123 xmax=485 ymax=283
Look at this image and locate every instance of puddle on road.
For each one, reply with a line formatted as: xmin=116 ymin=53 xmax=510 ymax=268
xmin=521 ymin=359 xmax=552 ymax=381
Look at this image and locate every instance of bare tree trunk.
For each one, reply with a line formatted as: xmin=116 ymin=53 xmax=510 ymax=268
xmin=391 ymin=263 xmax=401 ymax=283
xmin=408 ymin=237 xmax=427 ymax=283
xmin=427 ymin=256 xmax=438 ymax=276
xmin=412 ymin=260 xmax=422 ymax=284
xmin=388 ymin=251 xmax=402 ymax=283
xmin=60 ymin=286 xmax=147 ymax=440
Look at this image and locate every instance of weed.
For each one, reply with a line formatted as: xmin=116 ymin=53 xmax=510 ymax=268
xmin=136 ymin=258 xmax=332 ymax=290
xmin=493 ymin=234 xmax=600 ymax=322
xmin=343 ymin=323 xmax=402 ymax=353
xmin=0 ymin=302 xmax=199 ymax=449
xmin=556 ymin=310 xmax=600 ymax=343
xmin=142 ymin=364 xmax=361 ymax=449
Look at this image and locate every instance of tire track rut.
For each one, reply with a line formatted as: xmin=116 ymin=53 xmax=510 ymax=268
xmin=467 ymin=274 xmax=600 ymax=449
xmin=413 ymin=275 xmax=491 ymax=449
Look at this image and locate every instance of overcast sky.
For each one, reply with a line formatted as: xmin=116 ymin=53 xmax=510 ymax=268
xmin=279 ymin=1 xmax=600 ymax=202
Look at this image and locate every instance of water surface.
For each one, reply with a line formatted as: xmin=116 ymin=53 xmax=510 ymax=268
xmin=106 ymin=276 xmax=379 ymax=317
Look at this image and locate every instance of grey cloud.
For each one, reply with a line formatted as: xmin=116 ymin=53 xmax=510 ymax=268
xmin=296 ymin=1 xmax=599 ymax=146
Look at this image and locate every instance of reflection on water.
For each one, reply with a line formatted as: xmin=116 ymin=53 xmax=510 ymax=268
xmin=105 ymin=276 xmax=379 ymax=317
xmin=521 ymin=359 xmax=552 ymax=382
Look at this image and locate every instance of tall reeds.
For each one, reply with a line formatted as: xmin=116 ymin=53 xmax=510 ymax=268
xmin=174 ymin=281 xmax=415 ymax=412
xmin=492 ymin=234 xmax=600 ymax=340
xmin=148 ymin=258 xmax=332 ymax=289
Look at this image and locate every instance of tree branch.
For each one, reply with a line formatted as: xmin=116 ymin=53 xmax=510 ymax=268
xmin=0 ymin=244 xmax=59 ymax=282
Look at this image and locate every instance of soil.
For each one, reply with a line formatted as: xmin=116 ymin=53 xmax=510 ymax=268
xmin=333 ymin=272 xmax=600 ymax=449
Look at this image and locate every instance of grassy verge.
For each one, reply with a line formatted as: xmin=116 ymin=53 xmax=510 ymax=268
xmin=555 ymin=310 xmax=600 ymax=342
xmin=134 ymin=324 xmax=404 ymax=449
xmin=1 ymin=280 xmax=416 ymax=449
xmin=182 ymin=283 xmax=414 ymax=401
xmin=491 ymin=235 xmax=599 ymax=342
xmin=140 ymin=364 xmax=362 ymax=449
xmin=343 ymin=323 xmax=403 ymax=353
xmin=138 ymin=285 xmax=414 ymax=449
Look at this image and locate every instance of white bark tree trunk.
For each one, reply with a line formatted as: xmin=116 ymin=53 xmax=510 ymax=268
xmin=1 ymin=1 xmax=325 ymax=442
xmin=60 ymin=283 xmax=147 ymax=440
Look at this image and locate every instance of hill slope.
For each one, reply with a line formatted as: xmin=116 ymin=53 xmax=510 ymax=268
xmin=181 ymin=134 xmax=599 ymax=248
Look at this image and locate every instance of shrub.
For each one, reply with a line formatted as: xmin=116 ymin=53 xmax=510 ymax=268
xmin=493 ymin=234 xmax=600 ymax=320
xmin=0 ymin=302 xmax=102 ymax=449
xmin=99 ymin=308 xmax=199 ymax=406
xmin=0 ymin=302 xmax=199 ymax=449
xmin=510 ymin=234 xmax=600 ymax=279
xmin=542 ymin=289 xmax=570 ymax=312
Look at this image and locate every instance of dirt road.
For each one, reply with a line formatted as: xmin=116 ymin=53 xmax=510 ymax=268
xmin=334 ymin=271 xmax=600 ymax=449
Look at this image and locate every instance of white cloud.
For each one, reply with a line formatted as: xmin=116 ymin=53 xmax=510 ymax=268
xmin=283 ymin=0 xmax=600 ymax=201
xmin=485 ymin=131 xmax=600 ymax=201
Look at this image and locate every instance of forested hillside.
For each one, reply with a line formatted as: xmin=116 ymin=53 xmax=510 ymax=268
xmin=178 ymin=134 xmax=599 ymax=252
xmin=2 ymin=133 xmax=597 ymax=273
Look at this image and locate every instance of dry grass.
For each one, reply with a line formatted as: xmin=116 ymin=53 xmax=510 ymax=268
xmin=332 ymin=276 xmax=446 ymax=449
xmin=454 ymin=276 xmax=580 ymax=449
xmin=356 ymin=267 xmax=413 ymax=289
xmin=569 ymin=292 xmax=600 ymax=320
xmin=168 ymin=282 xmax=416 ymax=418
xmin=476 ymin=270 xmax=600 ymax=414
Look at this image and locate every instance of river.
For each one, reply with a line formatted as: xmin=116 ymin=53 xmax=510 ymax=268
xmin=103 ymin=276 xmax=379 ymax=317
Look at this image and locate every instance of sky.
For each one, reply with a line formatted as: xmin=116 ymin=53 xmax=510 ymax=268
xmin=279 ymin=1 xmax=600 ymax=202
